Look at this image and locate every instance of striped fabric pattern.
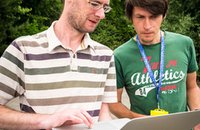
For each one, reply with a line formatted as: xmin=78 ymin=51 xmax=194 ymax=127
xmin=0 ymin=22 xmax=117 ymax=122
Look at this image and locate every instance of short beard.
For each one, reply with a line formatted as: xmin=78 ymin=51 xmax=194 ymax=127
xmin=67 ymin=12 xmax=95 ymax=33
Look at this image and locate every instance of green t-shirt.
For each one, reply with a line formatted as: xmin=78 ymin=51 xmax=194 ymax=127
xmin=114 ymin=31 xmax=198 ymax=115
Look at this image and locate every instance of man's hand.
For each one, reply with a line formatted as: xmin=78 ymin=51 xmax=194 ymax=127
xmin=194 ymin=123 xmax=200 ymax=130
xmin=41 ymin=108 xmax=94 ymax=129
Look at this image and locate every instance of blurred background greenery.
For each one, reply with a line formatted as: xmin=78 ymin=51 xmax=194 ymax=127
xmin=0 ymin=0 xmax=200 ymax=81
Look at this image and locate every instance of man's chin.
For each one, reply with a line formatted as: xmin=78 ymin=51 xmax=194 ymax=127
xmin=78 ymin=27 xmax=96 ymax=33
xmin=141 ymin=39 xmax=154 ymax=45
xmin=85 ymin=27 xmax=97 ymax=33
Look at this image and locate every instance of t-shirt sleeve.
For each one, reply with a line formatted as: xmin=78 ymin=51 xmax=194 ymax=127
xmin=187 ymin=38 xmax=199 ymax=73
xmin=114 ymin=54 xmax=125 ymax=89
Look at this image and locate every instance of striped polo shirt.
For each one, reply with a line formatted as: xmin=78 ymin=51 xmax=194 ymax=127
xmin=0 ymin=21 xmax=117 ymax=122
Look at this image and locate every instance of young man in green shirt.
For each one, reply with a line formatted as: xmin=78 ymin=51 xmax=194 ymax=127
xmin=0 ymin=0 xmax=116 ymax=129
xmin=109 ymin=0 xmax=200 ymax=129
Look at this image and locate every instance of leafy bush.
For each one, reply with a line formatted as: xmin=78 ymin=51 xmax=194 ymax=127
xmin=0 ymin=0 xmax=200 ymax=79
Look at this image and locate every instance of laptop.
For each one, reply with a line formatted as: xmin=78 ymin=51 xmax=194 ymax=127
xmin=53 ymin=109 xmax=200 ymax=130
xmin=121 ymin=109 xmax=200 ymax=130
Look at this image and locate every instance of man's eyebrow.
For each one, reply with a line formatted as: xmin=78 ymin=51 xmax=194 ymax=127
xmin=91 ymin=0 xmax=101 ymax=4
xmin=92 ymin=0 xmax=109 ymax=6
xmin=134 ymin=13 xmax=144 ymax=16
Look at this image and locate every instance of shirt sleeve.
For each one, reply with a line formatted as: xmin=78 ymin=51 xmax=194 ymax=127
xmin=187 ymin=38 xmax=199 ymax=73
xmin=0 ymin=41 xmax=25 ymax=105
xmin=114 ymin=54 xmax=125 ymax=89
xmin=102 ymin=55 xmax=117 ymax=103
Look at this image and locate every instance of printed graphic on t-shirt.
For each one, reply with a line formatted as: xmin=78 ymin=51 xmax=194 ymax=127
xmin=132 ymin=59 xmax=185 ymax=97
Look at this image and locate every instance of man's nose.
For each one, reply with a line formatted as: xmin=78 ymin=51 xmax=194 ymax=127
xmin=143 ymin=18 xmax=152 ymax=30
xmin=95 ymin=8 xmax=105 ymax=19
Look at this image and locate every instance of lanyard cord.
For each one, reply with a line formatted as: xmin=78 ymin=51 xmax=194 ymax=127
xmin=136 ymin=32 xmax=165 ymax=109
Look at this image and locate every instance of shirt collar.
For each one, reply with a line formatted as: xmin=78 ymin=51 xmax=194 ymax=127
xmin=82 ymin=33 xmax=95 ymax=51
xmin=47 ymin=21 xmax=95 ymax=52
xmin=47 ymin=21 xmax=63 ymax=52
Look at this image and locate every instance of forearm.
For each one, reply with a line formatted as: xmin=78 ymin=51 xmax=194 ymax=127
xmin=0 ymin=105 xmax=50 ymax=130
xmin=98 ymin=103 xmax=112 ymax=121
xmin=187 ymin=86 xmax=200 ymax=110
xmin=109 ymin=103 xmax=146 ymax=119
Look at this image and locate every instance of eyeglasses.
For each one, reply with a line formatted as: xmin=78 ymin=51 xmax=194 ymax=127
xmin=88 ymin=0 xmax=112 ymax=13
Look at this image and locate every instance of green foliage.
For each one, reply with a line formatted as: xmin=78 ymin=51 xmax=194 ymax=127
xmin=9 ymin=19 xmax=48 ymax=39
xmin=0 ymin=0 xmax=63 ymax=55
xmin=163 ymin=0 xmax=200 ymax=80
xmin=17 ymin=4 xmax=32 ymax=15
xmin=0 ymin=0 xmax=21 ymax=43
xmin=0 ymin=0 xmax=200 ymax=79
xmin=0 ymin=44 xmax=8 ymax=56
xmin=21 ymin=0 xmax=63 ymax=25
xmin=91 ymin=0 xmax=133 ymax=49
xmin=91 ymin=14 xmax=132 ymax=50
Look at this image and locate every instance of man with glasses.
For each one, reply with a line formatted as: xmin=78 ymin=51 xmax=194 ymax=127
xmin=0 ymin=0 xmax=116 ymax=129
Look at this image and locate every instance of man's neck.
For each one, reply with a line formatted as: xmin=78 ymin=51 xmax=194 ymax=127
xmin=134 ymin=31 xmax=164 ymax=45
xmin=54 ymin=20 xmax=85 ymax=52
